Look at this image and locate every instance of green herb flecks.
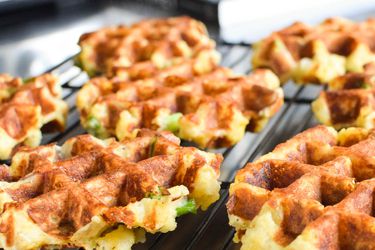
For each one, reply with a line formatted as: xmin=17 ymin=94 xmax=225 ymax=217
xmin=23 ymin=77 xmax=36 ymax=84
xmin=146 ymin=192 xmax=162 ymax=200
xmin=86 ymin=115 xmax=106 ymax=138
xmin=149 ymin=137 xmax=158 ymax=157
xmin=164 ymin=113 xmax=182 ymax=133
xmin=362 ymin=82 xmax=373 ymax=89
xmin=73 ymin=55 xmax=84 ymax=70
xmin=176 ymin=199 xmax=197 ymax=217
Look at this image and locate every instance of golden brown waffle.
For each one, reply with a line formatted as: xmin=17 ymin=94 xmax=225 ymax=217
xmin=313 ymin=62 xmax=375 ymax=129
xmin=76 ymin=59 xmax=284 ymax=148
xmin=0 ymin=74 xmax=68 ymax=160
xmin=76 ymin=16 xmax=218 ymax=77
xmin=252 ymin=17 xmax=375 ymax=84
xmin=0 ymin=129 xmax=222 ymax=250
xmin=227 ymin=125 xmax=375 ymax=249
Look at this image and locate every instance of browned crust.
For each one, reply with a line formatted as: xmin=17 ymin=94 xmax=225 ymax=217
xmin=0 ymin=129 xmax=221 ymax=241
xmin=227 ymin=125 xmax=375 ymax=247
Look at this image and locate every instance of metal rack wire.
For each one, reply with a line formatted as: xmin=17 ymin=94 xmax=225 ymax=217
xmin=37 ymin=42 xmax=323 ymax=250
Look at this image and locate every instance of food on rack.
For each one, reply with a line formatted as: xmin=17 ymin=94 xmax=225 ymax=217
xmin=0 ymin=129 xmax=222 ymax=250
xmin=252 ymin=17 xmax=375 ymax=84
xmin=312 ymin=62 xmax=375 ymax=129
xmin=227 ymin=125 xmax=375 ymax=249
xmin=76 ymin=16 xmax=218 ymax=77
xmin=76 ymin=15 xmax=284 ymax=148
xmin=76 ymin=60 xmax=284 ymax=148
xmin=0 ymin=73 xmax=68 ymax=160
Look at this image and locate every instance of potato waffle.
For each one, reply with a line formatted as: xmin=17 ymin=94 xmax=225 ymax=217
xmin=313 ymin=62 xmax=375 ymax=129
xmin=0 ymin=129 xmax=222 ymax=250
xmin=76 ymin=59 xmax=284 ymax=148
xmin=0 ymin=73 xmax=68 ymax=160
xmin=227 ymin=125 xmax=375 ymax=249
xmin=252 ymin=17 xmax=375 ymax=84
xmin=76 ymin=16 xmax=218 ymax=77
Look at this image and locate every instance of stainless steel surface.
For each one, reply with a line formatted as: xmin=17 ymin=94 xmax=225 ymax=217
xmin=0 ymin=2 xmax=178 ymax=77
xmin=1 ymin=2 xmax=323 ymax=249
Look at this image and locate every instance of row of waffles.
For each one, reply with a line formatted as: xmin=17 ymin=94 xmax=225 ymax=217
xmin=229 ymin=17 xmax=375 ymax=249
xmin=253 ymin=17 xmax=375 ymax=130
xmin=0 ymin=129 xmax=223 ymax=249
xmin=0 ymin=16 xmax=284 ymax=161
xmin=75 ymin=16 xmax=284 ymax=148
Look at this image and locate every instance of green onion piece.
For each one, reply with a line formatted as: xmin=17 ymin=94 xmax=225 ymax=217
xmin=7 ymin=87 xmax=17 ymax=96
xmin=73 ymin=55 xmax=83 ymax=69
xmin=145 ymin=186 xmax=165 ymax=200
xmin=74 ymin=52 xmax=97 ymax=77
xmin=86 ymin=115 xmax=103 ymax=138
xmin=147 ymin=193 xmax=162 ymax=200
xmin=164 ymin=113 xmax=182 ymax=133
xmin=75 ymin=47 xmax=99 ymax=77
xmin=149 ymin=137 xmax=158 ymax=157
xmin=176 ymin=199 xmax=197 ymax=217
xmin=23 ymin=77 xmax=35 ymax=84
xmin=362 ymin=82 xmax=372 ymax=89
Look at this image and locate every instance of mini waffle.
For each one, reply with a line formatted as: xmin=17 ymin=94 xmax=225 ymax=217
xmin=76 ymin=16 xmax=218 ymax=77
xmin=76 ymin=60 xmax=284 ymax=148
xmin=227 ymin=125 xmax=375 ymax=249
xmin=0 ymin=129 xmax=222 ymax=250
xmin=252 ymin=17 xmax=375 ymax=84
xmin=0 ymin=73 xmax=68 ymax=160
xmin=313 ymin=62 xmax=375 ymax=129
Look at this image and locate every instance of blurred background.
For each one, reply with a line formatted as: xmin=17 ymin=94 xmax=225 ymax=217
xmin=1 ymin=0 xmax=375 ymax=77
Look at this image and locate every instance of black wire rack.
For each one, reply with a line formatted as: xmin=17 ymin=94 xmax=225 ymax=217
xmin=36 ymin=40 xmax=324 ymax=250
